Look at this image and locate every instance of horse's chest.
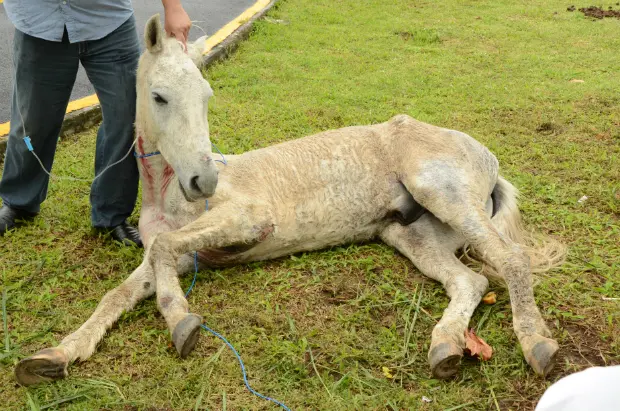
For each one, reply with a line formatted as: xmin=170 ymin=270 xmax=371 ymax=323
xmin=138 ymin=203 xmax=198 ymax=245
xmin=139 ymin=211 xmax=176 ymax=245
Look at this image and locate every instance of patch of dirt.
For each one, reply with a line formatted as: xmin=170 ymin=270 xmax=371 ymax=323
xmin=285 ymin=282 xmax=343 ymax=331
xmin=397 ymin=31 xmax=414 ymax=41
xmin=535 ymin=122 xmax=561 ymax=135
xmin=319 ymin=274 xmax=360 ymax=305
xmin=567 ymin=5 xmax=620 ymax=19
xmin=498 ymin=381 xmax=542 ymax=411
xmin=394 ymin=29 xmax=441 ymax=45
xmin=552 ymin=320 xmax=618 ymax=377
xmin=500 ymin=318 xmax=619 ymax=410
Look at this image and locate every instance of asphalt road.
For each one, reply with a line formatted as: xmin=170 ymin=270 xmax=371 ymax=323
xmin=0 ymin=0 xmax=256 ymax=123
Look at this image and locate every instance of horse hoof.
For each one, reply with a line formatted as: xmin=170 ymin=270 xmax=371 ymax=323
xmin=172 ymin=313 xmax=203 ymax=358
xmin=429 ymin=341 xmax=462 ymax=379
xmin=523 ymin=335 xmax=559 ymax=377
xmin=15 ymin=347 xmax=69 ymax=386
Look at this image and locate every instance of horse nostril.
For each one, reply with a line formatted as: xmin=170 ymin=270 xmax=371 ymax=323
xmin=190 ymin=176 xmax=200 ymax=192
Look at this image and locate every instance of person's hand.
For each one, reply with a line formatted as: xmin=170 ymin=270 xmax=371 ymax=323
xmin=162 ymin=0 xmax=192 ymax=50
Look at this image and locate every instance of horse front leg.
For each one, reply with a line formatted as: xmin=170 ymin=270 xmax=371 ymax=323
xmin=14 ymin=248 xmax=196 ymax=386
xmin=148 ymin=201 xmax=274 ymax=358
xmin=13 ymin=259 xmax=154 ymax=385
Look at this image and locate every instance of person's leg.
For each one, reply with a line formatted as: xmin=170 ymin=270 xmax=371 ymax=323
xmin=0 ymin=29 xmax=79 ymax=217
xmin=79 ymin=15 xmax=140 ymax=229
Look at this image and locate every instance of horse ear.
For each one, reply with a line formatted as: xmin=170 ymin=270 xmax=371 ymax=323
xmin=188 ymin=35 xmax=208 ymax=67
xmin=145 ymin=14 xmax=163 ymax=53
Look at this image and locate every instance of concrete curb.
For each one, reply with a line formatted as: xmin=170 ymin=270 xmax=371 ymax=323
xmin=202 ymin=0 xmax=277 ymax=67
xmin=0 ymin=0 xmax=277 ymax=163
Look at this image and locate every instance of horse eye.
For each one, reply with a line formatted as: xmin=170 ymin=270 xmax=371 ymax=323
xmin=153 ymin=93 xmax=168 ymax=105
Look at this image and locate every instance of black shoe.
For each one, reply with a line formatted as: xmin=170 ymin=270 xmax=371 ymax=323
xmin=99 ymin=220 xmax=144 ymax=248
xmin=0 ymin=205 xmax=38 ymax=235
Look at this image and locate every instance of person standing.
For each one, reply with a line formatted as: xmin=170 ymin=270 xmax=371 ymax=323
xmin=0 ymin=0 xmax=192 ymax=247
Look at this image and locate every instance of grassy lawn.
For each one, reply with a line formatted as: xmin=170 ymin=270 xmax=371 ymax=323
xmin=2 ymin=0 xmax=619 ymax=409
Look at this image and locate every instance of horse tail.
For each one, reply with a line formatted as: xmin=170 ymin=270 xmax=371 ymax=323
xmin=463 ymin=176 xmax=567 ymax=281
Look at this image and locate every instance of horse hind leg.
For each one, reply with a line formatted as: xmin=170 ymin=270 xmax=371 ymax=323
xmin=459 ymin=207 xmax=557 ymax=375
xmin=381 ymin=215 xmax=489 ymax=379
xmin=404 ymin=166 xmax=558 ymax=376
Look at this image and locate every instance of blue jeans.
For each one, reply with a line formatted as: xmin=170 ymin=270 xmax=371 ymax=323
xmin=0 ymin=15 xmax=140 ymax=228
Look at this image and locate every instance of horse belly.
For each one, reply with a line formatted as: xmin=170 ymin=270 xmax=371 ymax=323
xmin=196 ymin=165 xmax=422 ymax=266
xmin=257 ymin=189 xmax=391 ymax=258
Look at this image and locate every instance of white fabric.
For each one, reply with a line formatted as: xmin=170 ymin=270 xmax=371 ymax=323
xmin=535 ymin=365 xmax=620 ymax=411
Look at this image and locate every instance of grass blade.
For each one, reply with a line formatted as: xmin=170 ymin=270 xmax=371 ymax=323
xmin=444 ymin=402 xmax=476 ymax=411
xmin=402 ymin=280 xmax=424 ymax=360
xmin=26 ymin=392 xmax=40 ymax=411
xmin=40 ymin=393 xmax=88 ymax=410
xmin=2 ymin=287 xmax=9 ymax=352
xmin=308 ymin=347 xmax=333 ymax=399
xmin=194 ymin=386 xmax=206 ymax=411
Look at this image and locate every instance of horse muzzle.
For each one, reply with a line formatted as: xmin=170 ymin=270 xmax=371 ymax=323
xmin=179 ymin=165 xmax=219 ymax=202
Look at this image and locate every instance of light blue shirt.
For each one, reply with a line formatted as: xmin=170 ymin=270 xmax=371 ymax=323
xmin=3 ymin=0 xmax=134 ymax=43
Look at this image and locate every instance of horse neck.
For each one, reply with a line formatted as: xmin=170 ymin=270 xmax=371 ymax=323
xmin=135 ymin=130 xmax=176 ymax=208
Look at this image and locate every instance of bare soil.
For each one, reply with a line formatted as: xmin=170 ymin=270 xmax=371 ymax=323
xmin=568 ymin=5 xmax=620 ymax=18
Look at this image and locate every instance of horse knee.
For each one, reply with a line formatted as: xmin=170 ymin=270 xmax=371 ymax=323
xmin=444 ymin=272 xmax=488 ymax=300
xmin=149 ymin=233 xmax=176 ymax=267
xmin=470 ymin=273 xmax=489 ymax=295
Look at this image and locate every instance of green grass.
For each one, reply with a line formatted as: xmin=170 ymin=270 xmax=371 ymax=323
xmin=1 ymin=0 xmax=619 ymax=409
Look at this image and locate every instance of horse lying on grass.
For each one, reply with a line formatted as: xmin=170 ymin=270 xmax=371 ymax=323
xmin=15 ymin=14 xmax=566 ymax=386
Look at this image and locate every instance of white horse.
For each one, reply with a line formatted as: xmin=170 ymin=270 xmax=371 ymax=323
xmin=15 ymin=14 xmax=566 ymax=386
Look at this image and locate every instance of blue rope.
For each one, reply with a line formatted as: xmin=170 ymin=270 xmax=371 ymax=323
xmin=212 ymin=142 xmax=228 ymax=165
xmin=199 ymin=323 xmax=292 ymax=411
xmin=184 ymin=252 xmax=199 ymax=298
xmin=185 ymin=253 xmax=291 ymax=410
xmin=182 ymin=176 xmax=291 ymax=411
xmin=134 ymin=150 xmax=161 ymax=158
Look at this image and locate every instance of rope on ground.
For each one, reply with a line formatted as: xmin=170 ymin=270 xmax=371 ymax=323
xmin=183 ymin=171 xmax=291 ymax=411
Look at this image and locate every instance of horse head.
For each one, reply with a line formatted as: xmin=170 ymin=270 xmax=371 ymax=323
xmin=136 ymin=14 xmax=218 ymax=201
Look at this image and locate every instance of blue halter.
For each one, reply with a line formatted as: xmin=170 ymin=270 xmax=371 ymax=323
xmin=134 ymin=150 xmax=161 ymax=159
xmin=134 ymin=143 xmax=227 ymax=165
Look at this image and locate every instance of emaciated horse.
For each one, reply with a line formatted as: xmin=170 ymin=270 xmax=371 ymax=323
xmin=15 ymin=14 xmax=565 ymax=386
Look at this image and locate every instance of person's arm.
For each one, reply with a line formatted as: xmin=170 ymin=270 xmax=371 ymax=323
xmin=161 ymin=0 xmax=192 ymax=48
